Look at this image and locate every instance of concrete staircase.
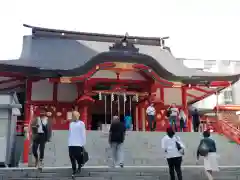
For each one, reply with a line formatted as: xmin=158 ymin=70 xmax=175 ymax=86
xmin=42 ymin=131 xmax=240 ymax=167
xmin=15 ymin=131 xmax=240 ymax=179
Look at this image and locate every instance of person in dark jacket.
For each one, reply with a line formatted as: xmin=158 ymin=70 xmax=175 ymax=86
xmin=197 ymin=130 xmax=219 ymax=180
xmin=192 ymin=109 xmax=200 ymax=132
xmin=31 ymin=108 xmax=52 ymax=169
xmin=109 ymin=116 xmax=126 ymax=168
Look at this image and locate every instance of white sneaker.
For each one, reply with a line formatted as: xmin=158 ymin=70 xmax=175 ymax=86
xmin=38 ymin=160 xmax=43 ymax=169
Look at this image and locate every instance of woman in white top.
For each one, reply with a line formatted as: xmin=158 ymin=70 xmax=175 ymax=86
xmin=68 ymin=111 xmax=86 ymax=178
xmin=161 ymin=127 xmax=185 ymax=180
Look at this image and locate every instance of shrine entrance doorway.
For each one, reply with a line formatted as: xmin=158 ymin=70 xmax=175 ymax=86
xmin=90 ymin=92 xmax=141 ymax=131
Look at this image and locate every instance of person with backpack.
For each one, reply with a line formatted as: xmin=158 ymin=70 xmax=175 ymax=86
xmin=109 ymin=116 xmax=126 ymax=168
xmin=196 ymin=130 xmax=219 ymax=180
xmin=31 ymin=108 xmax=51 ymax=169
xmin=161 ymin=127 xmax=185 ymax=180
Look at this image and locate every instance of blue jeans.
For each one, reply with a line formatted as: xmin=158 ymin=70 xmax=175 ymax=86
xmin=169 ymin=116 xmax=178 ymax=132
xmin=147 ymin=115 xmax=156 ymax=131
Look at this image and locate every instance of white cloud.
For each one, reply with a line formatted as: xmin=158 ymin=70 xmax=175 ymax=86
xmin=0 ymin=0 xmax=240 ymax=60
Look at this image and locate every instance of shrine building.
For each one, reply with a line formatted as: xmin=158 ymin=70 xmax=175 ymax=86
xmin=0 ymin=24 xmax=239 ymax=163
xmin=0 ymin=24 xmax=239 ymax=132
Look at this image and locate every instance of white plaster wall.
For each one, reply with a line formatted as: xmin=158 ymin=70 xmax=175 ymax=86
xmin=57 ymin=83 xmax=77 ymax=102
xmin=164 ymin=88 xmax=182 ymax=105
xmin=31 ymin=80 xmax=53 ymax=101
xmin=91 ymin=70 xmax=117 ymax=79
xmin=119 ymin=71 xmax=146 ymax=80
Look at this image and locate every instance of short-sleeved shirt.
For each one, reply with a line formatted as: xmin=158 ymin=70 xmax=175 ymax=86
xmin=170 ymin=107 xmax=179 ymax=117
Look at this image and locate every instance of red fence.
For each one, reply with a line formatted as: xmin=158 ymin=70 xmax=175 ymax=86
xmin=218 ymin=119 xmax=240 ymax=144
xmin=200 ymin=115 xmax=240 ymax=144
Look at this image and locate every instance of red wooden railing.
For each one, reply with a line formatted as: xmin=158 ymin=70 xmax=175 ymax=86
xmin=218 ymin=119 xmax=240 ymax=144
xmin=201 ymin=115 xmax=240 ymax=144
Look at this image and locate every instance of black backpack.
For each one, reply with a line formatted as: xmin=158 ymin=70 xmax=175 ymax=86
xmin=198 ymin=141 xmax=209 ymax=157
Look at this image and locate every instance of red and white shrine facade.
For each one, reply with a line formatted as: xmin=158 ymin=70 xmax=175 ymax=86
xmin=0 ymin=24 xmax=239 ymax=163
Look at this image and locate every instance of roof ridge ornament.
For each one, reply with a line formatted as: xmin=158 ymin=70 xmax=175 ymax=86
xmin=109 ymin=32 xmax=139 ymax=53
xmin=160 ymin=36 xmax=169 ymax=48
xmin=160 ymin=36 xmax=172 ymax=53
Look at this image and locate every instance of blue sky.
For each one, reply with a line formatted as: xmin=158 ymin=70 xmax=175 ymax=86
xmin=0 ymin=0 xmax=240 ymax=60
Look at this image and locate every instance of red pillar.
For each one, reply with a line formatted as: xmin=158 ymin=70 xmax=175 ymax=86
xmin=23 ymin=79 xmax=32 ymax=163
xmin=182 ymin=87 xmax=191 ymax=132
xmin=82 ymin=106 xmax=88 ymax=126
xmin=77 ymin=95 xmax=94 ymax=129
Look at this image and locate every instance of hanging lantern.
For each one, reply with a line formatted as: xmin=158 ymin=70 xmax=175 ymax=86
xmin=135 ymin=94 xmax=139 ymax=102
xmin=123 ymin=93 xmax=127 ymax=102
xmin=111 ymin=93 xmax=115 ymax=101
xmin=99 ymin=92 xmax=102 ymax=100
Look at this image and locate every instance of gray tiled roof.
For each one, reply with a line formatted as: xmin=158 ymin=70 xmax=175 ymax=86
xmin=0 ymin=25 xmax=239 ymax=82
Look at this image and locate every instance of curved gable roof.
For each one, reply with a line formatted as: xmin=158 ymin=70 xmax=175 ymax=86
xmin=0 ymin=24 xmax=238 ymax=82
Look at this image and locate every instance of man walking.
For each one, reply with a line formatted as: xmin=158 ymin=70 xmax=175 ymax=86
xmin=109 ymin=116 xmax=126 ymax=168
xmin=68 ymin=111 xmax=86 ymax=178
xmin=31 ymin=108 xmax=51 ymax=169
xmin=192 ymin=108 xmax=200 ymax=132
xmin=146 ymin=103 xmax=156 ymax=131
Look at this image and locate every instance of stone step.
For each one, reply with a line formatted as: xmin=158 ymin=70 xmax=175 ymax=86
xmin=2 ymin=166 xmax=240 ymax=180
xmin=0 ymin=167 xmax=210 ymax=180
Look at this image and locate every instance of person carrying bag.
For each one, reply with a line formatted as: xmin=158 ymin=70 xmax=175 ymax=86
xmin=196 ymin=130 xmax=219 ymax=180
xmin=161 ymin=127 xmax=185 ymax=180
xmin=68 ymin=111 xmax=86 ymax=179
xmin=31 ymin=108 xmax=51 ymax=169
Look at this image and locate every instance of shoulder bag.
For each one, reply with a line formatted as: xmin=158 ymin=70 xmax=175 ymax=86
xmin=175 ymin=136 xmax=185 ymax=155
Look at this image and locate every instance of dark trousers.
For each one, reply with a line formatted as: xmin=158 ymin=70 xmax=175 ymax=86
xmin=193 ymin=123 xmax=200 ymax=132
xmin=69 ymin=146 xmax=83 ymax=174
xmin=147 ymin=115 xmax=156 ymax=131
xmin=179 ymin=119 xmax=185 ymax=132
xmin=167 ymin=157 xmax=182 ymax=180
xmin=32 ymin=133 xmax=46 ymax=161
